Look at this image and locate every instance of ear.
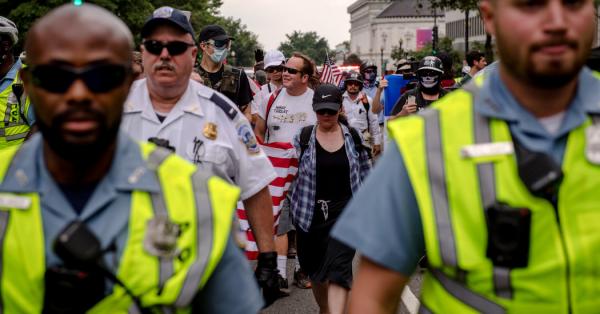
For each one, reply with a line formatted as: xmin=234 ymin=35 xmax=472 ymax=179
xmin=301 ymin=73 xmax=309 ymax=84
xmin=479 ymin=0 xmax=496 ymax=37
xmin=190 ymin=46 xmax=198 ymax=60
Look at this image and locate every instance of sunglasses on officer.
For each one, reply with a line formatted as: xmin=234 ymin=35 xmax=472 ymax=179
xmin=266 ymin=65 xmax=283 ymax=73
xmin=27 ymin=63 xmax=130 ymax=93
xmin=143 ymin=40 xmax=195 ymax=56
xmin=283 ymin=66 xmax=303 ymax=75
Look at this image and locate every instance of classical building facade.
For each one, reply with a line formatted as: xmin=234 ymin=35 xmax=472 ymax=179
xmin=348 ymin=0 xmax=445 ymax=73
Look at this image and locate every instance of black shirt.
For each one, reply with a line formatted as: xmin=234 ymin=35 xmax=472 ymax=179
xmin=204 ymin=65 xmax=253 ymax=109
xmin=390 ymin=87 xmax=448 ymax=116
xmin=315 ymin=140 xmax=352 ymax=204
xmin=58 ymin=182 xmax=99 ymax=215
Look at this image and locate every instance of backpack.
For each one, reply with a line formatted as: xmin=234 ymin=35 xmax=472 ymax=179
xmin=298 ymin=125 xmax=372 ymax=160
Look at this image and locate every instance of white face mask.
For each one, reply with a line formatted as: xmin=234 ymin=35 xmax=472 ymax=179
xmin=420 ymin=76 xmax=439 ymax=88
xmin=210 ymin=47 xmax=229 ymax=64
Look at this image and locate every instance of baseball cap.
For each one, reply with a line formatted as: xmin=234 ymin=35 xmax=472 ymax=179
xmin=313 ymin=84 xmax=343 ymax=112
xmin=264 ymin=50 xmax=285 ymax=68
xmin=141 ymin=6 xmax=195 ymax=40
xmin=198 ymin=25 xmax=234 ymax=43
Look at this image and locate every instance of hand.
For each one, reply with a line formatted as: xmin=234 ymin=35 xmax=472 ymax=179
xmin=358 ymin=92 xmax=369 ymax=105
xmin=378 ymin=78 xmax=388 ymax=91
xmin=399 ymin=102 xmax=417 ymax=116
xmin=372 ymin=144 xmax=382 ymax=157
xmin=255 ymin=252 xmax=288 ymax=307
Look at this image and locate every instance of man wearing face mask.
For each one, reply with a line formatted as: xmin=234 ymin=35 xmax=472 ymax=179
xmin=0 ymin=16 xmax=35 ymax=149
xmin=389 ymin=56 xmax=448 ymax=119
xmin=197 ymin=25 xmax=254 ymax=116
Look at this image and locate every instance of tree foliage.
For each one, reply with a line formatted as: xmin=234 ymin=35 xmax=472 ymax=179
xmin=1 ymin=0 xmax=260 ymax=66
xmin=278 ymin=31 xmax=331 ymax=64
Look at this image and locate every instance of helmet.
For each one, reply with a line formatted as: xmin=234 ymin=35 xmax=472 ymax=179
xmin=417 ymin=56 xmax=444 ymax=74
xmin=0 ymin=17 xmax=18 ymax=45
xmin=344 ymin=71 xmax=364 ymax=90
xmin=360 ymin=61 xmax=377 ymax=74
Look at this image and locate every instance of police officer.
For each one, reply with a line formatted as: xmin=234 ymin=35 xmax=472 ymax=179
xmin=333 ymin=0 xmax=600 ymax=312
xmin=0 ymin=16 xmax=35 ymax=149
xmin=120 ymin=7 xmax=284 ymax=305
xmin=5 ymin=4 xmax=261 ymax=313
xmin=389 ymin=56 xmax=448 ymax=119
xmin=342 ymin=71 xmax=382 ymax=157
xmin=197 ymin=24 xmax=254 ymax=116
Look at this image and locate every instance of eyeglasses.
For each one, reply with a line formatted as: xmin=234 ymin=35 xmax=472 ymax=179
xmin=266 ymin=66 xmax=283 ymax=73
xmin=28 ymin=63 xmax=130 ymax=93
xmin=205 ymin=39 xmax=230 ymax=49
xmin=143 ymin=40 xmax=195 ymax=56
xmin=283 ymin=66 xmax=303 ymax=75
xmin=316 ymin=109 xmax=338 ymax=116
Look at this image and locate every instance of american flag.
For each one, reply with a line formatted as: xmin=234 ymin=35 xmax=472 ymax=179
xmin=236 ymin=140 xmax=299 ymax=260
xmin=320 ymin=55 xmax=343 ymax=86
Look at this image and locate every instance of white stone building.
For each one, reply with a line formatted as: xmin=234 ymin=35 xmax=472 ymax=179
xmin=348 ymin=0 xmax=445 ymax=74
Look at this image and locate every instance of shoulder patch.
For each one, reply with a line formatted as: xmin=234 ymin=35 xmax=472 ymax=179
xmin=210 ymin=93 xmax=238 ymax=120
xmin=237 ymin=122 xmax=260 ymax=155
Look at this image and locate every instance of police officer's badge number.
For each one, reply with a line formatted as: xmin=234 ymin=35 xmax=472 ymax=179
xmin=238 ymin=124 xmax=260 ymax=155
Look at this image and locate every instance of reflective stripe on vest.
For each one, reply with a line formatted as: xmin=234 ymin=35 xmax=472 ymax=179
xmin=0 ymin=143 xmax=239 ymax=312
xmin=0 ymin=69 xmax=30 ymax=149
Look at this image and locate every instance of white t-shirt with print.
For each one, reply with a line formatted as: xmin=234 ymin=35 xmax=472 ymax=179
xmin=259 ymin=88 xmax=316 ymax=143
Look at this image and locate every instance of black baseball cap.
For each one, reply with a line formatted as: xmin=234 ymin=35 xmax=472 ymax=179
xmin=141 ymin=6 xmax=195 ymax=40
xmin=198 ymin=25 xmax=234 ymax=43
xmin=313 ymin=84 xmax=343 ymax=111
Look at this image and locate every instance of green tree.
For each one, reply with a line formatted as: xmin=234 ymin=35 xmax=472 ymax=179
xmin=344 ymin=53 xmax=362 ymax=66
xmin=278 ymin=31 xmax=331 ymax=64
xmin=390 ymin=39 xmax=406 ymax=62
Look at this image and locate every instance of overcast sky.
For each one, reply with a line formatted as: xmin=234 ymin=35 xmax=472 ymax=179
xmin=220 ymin=0 xmax=355 ymax=51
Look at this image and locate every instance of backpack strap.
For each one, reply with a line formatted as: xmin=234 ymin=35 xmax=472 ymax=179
xmin=264 ymin=88 xmax=283 ymax=142
xmin=348 ymin=126 xmax=372 ymax=159
xmin=299 ymin=125 xmax=314 ymax=160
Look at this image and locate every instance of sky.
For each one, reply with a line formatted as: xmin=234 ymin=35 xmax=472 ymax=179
xmin=220 ymin=0 xmax=355 ymax=51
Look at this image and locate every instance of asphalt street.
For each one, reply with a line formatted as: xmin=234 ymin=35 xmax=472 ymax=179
xmin=261 ymin=256 xmax=423 ymax=314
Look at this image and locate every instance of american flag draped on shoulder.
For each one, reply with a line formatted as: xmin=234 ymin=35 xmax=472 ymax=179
xmin=320 ymin=55 xmax=343 ymax=86
xmin=236 ymin=140 xmax=299 ymax=260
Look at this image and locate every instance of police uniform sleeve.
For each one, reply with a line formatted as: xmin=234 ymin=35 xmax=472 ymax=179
xmin=331 ymin=140 xmax=425 ymax=276
xmin=192 ymin=236 xmax=264 ymax=313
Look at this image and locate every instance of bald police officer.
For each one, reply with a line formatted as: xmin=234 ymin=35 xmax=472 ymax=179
xmin=3 ymin=3 xmax=261 ymax=312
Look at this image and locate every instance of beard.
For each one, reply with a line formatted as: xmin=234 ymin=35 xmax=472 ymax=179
xmin=36 ymin=106 xmax=120 ymax=166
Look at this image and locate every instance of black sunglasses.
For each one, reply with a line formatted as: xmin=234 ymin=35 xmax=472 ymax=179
xmin=266 ymin=66 xmax=283 ymax=73
xmin=143 ymin=40 xmax=195 ymax=56
xmin=316 ymin=109 xmax=338 ymax=116
xmin=28 ymin=63 xmax=130 ymax=93
xmin=283 ymin=66 xmax=303 ymax=75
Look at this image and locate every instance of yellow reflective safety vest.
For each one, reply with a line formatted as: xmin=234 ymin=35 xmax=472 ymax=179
xmin=389 ymin=76 xmax=600 ymax=313
xmin=0 ymin=142 xmax=240 ymax=313
xmin=0 ymin=67 xmax=31 ymax=149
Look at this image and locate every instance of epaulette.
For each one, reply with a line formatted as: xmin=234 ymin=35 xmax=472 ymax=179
xmin=210 ymin=92 xmax=238 ymax=121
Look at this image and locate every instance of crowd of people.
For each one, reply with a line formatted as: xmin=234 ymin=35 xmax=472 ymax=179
xmin=1 ymin=0 xmax=600 ymax=313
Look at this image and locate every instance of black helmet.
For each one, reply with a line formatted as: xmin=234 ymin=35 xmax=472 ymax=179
xmin=417 ymin=56 xmax=444 ymax=74
xmin=360 ymin=61 xmax=377 ymax=74
xmin=344 ymin=71 xmax=364 ymax=90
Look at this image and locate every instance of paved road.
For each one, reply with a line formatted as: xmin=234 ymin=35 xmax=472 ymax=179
xmin=261 ymin=256 xmax=423 ymax=314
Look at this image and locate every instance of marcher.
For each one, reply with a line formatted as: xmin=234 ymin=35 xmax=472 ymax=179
xmin=341 ymin=71 xmax=382 ymax=157
xmin=197 ymin=24 xmax=254 ymax=115
xmin=333 ymin=0 xmax=600 ymax=313
xmin=6 ymin=4 xmax=261 ymax=312
xmin=389 ymin=56 xmax=448 ymax=119
xmin=254 ymin=52 xmax=318 ymax=291
xmin=120 ymin=6 xmax=284 ymax=305
xmin=0 ymin=16 xmax=35 ymax=149
xmin=455 ymin=50 xmax=487 ymax=88
xmin=290 ymin=84 xmax=370 ymax=314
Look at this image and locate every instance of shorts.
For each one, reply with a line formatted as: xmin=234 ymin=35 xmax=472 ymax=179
xmin=276 ymin=195 xmax=294 ymax=236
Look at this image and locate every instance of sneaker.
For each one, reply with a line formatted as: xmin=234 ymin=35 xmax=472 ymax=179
xmin=293 ymin=269 xmax=312 ymax=289
xmin=277 ymin=274 xmax=291 ymax=295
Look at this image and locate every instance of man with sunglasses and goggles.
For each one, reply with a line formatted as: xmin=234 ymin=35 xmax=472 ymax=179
xmin=121 ymin=7 xmax=284 ymax=306
xmin=197 ymin=25 xmax=254 ymax=117
xmin=0 ymin=16 xmax=35 ymax=150
xmin=3 ymin=4 xmax=262 ymax=313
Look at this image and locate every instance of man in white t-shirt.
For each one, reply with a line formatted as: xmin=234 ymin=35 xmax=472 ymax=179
xmin=254 ymin=52 xmax=317 ymax=290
